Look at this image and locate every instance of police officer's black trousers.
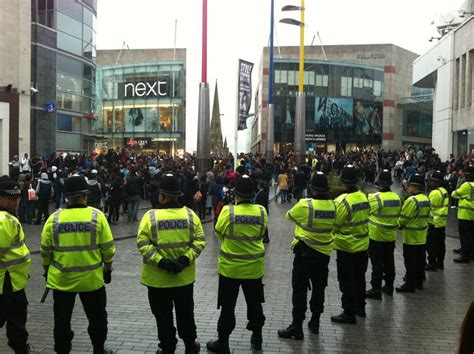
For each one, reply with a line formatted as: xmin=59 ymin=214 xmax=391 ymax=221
xmin=426 ymin=225 xmax=446 ymax=266
xmin=403 ymin=244 xmax=425 ymax=288
xmin=0 ymin=272 xmax=29 ymax=354
xmin=147 ymin=284 xmax=197 ymax=352
xmin=53 ymin=286 xmax=108 ymax=354
xmin=291 ymin=248 xmax=329 ymax=324
xmin=336 ymin=250 xmax=368 ymax=315
xmin=459 ymin=219 xmax=474 ymax=258
xmin=217 ymin=275 xmax=265 ymax=337
xmin=368 ymin=240 xmax=395 ymax=289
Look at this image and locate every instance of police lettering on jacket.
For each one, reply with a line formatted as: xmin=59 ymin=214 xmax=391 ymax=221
xmin=235 ymin=215 xmax=261 ymax=224
xmin=58 ymin=222 xmax=91 ymax=233
xmin=314 ymin=210 xmax=336 ymax=219
xmin=158 ymin=219 xmax=188 ymax=230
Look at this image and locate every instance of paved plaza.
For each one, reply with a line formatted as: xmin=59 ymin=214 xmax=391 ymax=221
xmin=1 ymin=197 xmax=473 ymax=353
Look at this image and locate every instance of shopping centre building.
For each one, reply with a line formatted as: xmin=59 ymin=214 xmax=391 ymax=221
xmin=94 ymin=49 xmax=186 ymax=154
xmin=250 ymin=44 xmax=432 ymax=155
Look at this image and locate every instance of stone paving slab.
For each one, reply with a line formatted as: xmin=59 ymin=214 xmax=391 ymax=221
xmin=1 ymin=191 xmax=472 ymax=353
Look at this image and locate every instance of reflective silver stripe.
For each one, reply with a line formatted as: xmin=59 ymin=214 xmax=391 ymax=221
xmin=258 ymin=206 xmax=265 ymax=237
xmin=3 ymin=214 xmax=21 ymax=244
xmin=404 ymin=225 xmax=428 ymax=231
xmin=354 ymin=233 xmax=369 ymax=239
xmin=190 ymin=243 xmax=202 ymax=255
xmin=368 ymin=219 xmax=398 ymax=229
xmin=53 ymin=245 xmax=100 ymax=252
xmin=458 ymin=206 xmax=474 ymax=211
xmin=342 ymin=198 xmax=352 ymax=220
xmin=295 ymin=235 xmax=332 ymax=246
xmin=137 ymin=241 xmax=151 ymax=248
xmin=220 ymin=250 xmax=265 ymax=260
xmin=375 ymin=194 xmax=382 ymax=214
xmin=0 ymin=240 xmax=25 ymax=252
xmin=149 ymin=210 xmax=158 ymax=243
xmin=306 ymin=199 xmax=314 ymax=229
xmin=155 ymin=241 xmax=191 ymax=250
xmin=229 ymin=205 xmax=235 ymax=239
xmin=0 ymin=254 xmax=31 ymax=267
xmin=343 ymin=220 xmax=368 ymax=227
xmin=90 ymin=209 xmax=99 ymax=246
xmin=143 ymin=248 xmax=157 ymax=262
xmin=51 ymin=260 xmax=101 ymax=273
xmin=53 ymin=211 xmax=61 ymax=245
xmin=373 ymin=214 xmax=400 ymax=218
xmin=226 ymin=235 xmax=262 ymax=241
xmin=186 ymin=208 xmax=195 ymax=243
xmin=99 ymin=240 xmax=114 ymax=249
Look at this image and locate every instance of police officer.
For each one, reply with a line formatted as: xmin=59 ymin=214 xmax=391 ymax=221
xmin=278 ymin=172 xmax=336 ymax=339
xmin=425 ymin=170 xmax=449 ymax=271
xmin=137 ymin=174 xmax=205 ymax=354
xmin=331 ymin=165 xmax=370 ymax=325
xmin=366 ymin=169 xmax=401 ymax=299
xmin=452 ymin=165 xmax=474 ymax=263
xmin=0 ymin=177 xmax=31 ymax=354
xmin=396 ymin=174 xmax=430 ymax=293
xmin=207 ymin=175 xmax=268 ymax=353
xmin=40 ymin=176 xmax=115 ymax=354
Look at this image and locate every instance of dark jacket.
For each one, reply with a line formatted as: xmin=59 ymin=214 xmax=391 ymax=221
xmin=36 ymin=179 xmax=53 ymax=201
xmin=87 ymin=180 xmax=102 ymax=205
xmin=126 ymin=175 xmax=143 ymax=196
xmin=255 ymin=188 xmax=269 ymax=213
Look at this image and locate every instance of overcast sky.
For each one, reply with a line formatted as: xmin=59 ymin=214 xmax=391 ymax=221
xmin=96 ymin=0 xmax=464 ymax=152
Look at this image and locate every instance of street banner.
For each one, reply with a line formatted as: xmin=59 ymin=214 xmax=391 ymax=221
xmin=237 ymin=59 xmax=254 ymax=130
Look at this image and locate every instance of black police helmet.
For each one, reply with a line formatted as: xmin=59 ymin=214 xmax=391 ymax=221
xmin=158 ymin=174 xmax=182 ymax=197
xmin=466 ymin=165 xmax=474 ymax=176
xmin=407 ymin=173 xmax=424 ymax=187
xmin=340 ymin=164 xmax=358 ymax=185
xmin=310 ymin=171 xmax=329 ymax=193
xmin=376 ymin=169 xmax=393 ymax=187
xmin=0 ymin=176 xmax=21 ymax=197
xmin=63 ymin=176 xmax=90 ymax=198
xmin=429 ymin=170 xmax=444 ymax=183
xmin=234 ymin=175 xmax=255 ymax=199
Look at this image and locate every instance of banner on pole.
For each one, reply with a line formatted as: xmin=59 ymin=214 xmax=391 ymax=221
xmin=237 ymin=59 xmax=254 ymax=130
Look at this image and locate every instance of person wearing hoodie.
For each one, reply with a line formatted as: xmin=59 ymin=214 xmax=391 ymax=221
xmin=35 ymin=172 xmax=53 ymax=224
xmin=87 ymin=170 xmax=102 ymax=209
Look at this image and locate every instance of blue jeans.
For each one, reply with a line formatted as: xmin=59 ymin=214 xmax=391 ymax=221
xmin=127 ymin=195 xmax=140 ymax=222
xmin=279 ymin=189 xmax=288 ymax=203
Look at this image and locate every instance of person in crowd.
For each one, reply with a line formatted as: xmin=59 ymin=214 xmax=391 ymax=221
xmin=20 ymin=154 xmax=31 ymax=175
xmin=277 ymin=170 xmax=289 ymax=204
xmin=137 ymin=174 xmax=205 ymax=354
xmin=8 ymin=156 xmax=20 ymax=181
xmin=107 ymin=175 xmax=122 ymax=225
xmin=254 ymin=179 xmax=270 ymax=243
xmin=457 ymin=301 xmax=474 ymax=354
xmin=125 ymin=168 xmax=143 ymax=223
xmin=35 ymin=172 xmax=53 ymax=225
xmin=148 ymin=174 xmax=161 ymax=209
xmin=196 ymin=175 xmax=209 ymax=220
xmin=87 ymin=170 xmax=102 ymax=210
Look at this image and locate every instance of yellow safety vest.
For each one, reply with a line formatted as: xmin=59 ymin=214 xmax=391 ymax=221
xmin=40 ymin=207 xmax=115 ymax=292
xmin=333 ymin=190 xmax=370 ymax=253
xmin=451 ymin=181 xmax=474 ymax=221
xmin=137 ymin=207 xmax=206 ymax=288
xmin=286 ymin=198 xmax=336 ymax=256
xmin=368 ymin=191 xmax=401 ymax=242
xmin=0 ymin=211 xmax=31 ymax=294
xmin=215 ymin=203 xmax=268 ymax=279
xmin=399 ymin=194 xmax=430 ymax=245
xmin=429 ymin=187 xmax=449 ymax=228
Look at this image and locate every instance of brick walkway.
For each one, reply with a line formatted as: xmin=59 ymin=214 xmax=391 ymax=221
xmin=1 ymin=194 xmax=472 ymax=353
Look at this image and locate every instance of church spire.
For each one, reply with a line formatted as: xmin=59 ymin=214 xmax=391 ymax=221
xmin=210 ymin=80 xmax=225 ymax=155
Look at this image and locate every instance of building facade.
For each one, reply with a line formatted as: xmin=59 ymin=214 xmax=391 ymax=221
xmin=31 ymin=0 xmax=98 ymax=155
xmin=413 ymin=16 xmax=474 ymax=160
xmin=251 ymin=44 xmax=424 ymax=155
xmin=94 ymin=49 xmax=186 ymax=154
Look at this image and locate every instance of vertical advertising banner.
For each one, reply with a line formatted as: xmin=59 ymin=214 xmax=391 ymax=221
xmin=353 ymin=101 xmax=383 ymax=135
xmin=315 ymin=97 xmax=353 ymax=129
xmin=237 ymin=59 xmax=254 ymax=130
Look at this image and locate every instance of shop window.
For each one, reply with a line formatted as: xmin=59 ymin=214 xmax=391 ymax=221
xmin=114 ymin=108 xmax=124 ymax=132
xmin=57 ymin=12 xmax=82 ymax=39
xmin=160 ymin=107 xmax=172 ymax=131
xmin=57 ymin=54 xmax=82 ymax=77
xmin=341 ymin=76 xmax=352 ymax=97
xmin=57 ymin=91 xmax=82 ymax=111
xmin=57 ymin=115 xmax=81 ymax=132
xmin=57 ymin=73 xmax=82 ymax=95
xmin=57 ymin=0 xmax=83 ymax=20
xmin=83 ymin=7 xmax=94 ymax=28
xmin=103 ymin=109 xmax=113 ymax=132
xmin=374 ymin=80 xmax=383 ymax=97
xmin=83 ymin=25 xmax=96 ymax=49
xmin=58 ymin=32 xmax=82 ymax=56
xmin=82 ymin=79 xmax=94 ymax=97
xmin=316 ymin=75 xmax=328 ymax=87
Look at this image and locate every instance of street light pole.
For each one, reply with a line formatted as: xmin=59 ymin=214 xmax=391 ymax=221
xmin=266 ymin=0 xmax=275 ymax=162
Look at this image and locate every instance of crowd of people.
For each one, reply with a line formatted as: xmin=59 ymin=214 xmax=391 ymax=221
xmin=1 ymin=145 xmax=473 ymax=353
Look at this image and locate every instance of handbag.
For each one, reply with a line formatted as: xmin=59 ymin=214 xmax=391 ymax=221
xmin=28 ymin=187 xmax=38 ymax=201
xmin=193 ymin=190 xmax=203 ymax=203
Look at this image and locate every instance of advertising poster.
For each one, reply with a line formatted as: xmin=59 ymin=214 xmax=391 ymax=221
xmin=315 ymin=97 xmax=353 ymax=129
xmin=353 ymin=101 xmax=383 ymax=135
xmin=145 ymin=107 xmax=160 ymax=132
xmin=125 ymin=107 xmax=145 ymax=133
xmin=237 ymin=59 xmax=254 ymax=130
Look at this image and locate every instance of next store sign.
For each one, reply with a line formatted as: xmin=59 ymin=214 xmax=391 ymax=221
xmin=121 ymin=80 xmax=169 ymax=98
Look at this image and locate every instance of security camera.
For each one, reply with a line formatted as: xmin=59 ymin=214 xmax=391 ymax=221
xmin=30 ymin=87 xmax=38 ymax=93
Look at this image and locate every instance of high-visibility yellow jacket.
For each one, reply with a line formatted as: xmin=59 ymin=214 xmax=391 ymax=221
xmin=137 ymin=206 xmax=206 ymax=288
xmin=429 ymin=187 xmax=449 ymax=228
xmin=0 ymin=210 xmax=31 ymax=295
xmin=399 ymin=193 xmax=430 ymax=245
xmin=214 ymin=202 xmax=268 ymax=279
xmin=333 ymin=190 xmax=370 ymax=253
xmin=286 ymin=198 xmax=336 ymax=256
xmin=40 ymin=206 xmax=115 ymax=292
xmin=451 ymin=181 xmax=474 ymax=221
xmin=368 ymin=191 xmax=401 ymax=242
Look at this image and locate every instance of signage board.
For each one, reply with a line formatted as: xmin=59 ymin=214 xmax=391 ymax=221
xmin=44 ymin=103 xmax=56 ymax=113
xmin=306 ymin=133 xmax=326 ymax=142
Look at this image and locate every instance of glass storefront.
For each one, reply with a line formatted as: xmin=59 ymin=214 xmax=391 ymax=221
xmin=94 ymin=61 xmax=186 ymax=154
xmin=272 ymin=60 xmax=384 ymax=153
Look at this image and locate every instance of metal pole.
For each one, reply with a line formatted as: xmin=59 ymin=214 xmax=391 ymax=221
xmin=202 ymin=0 xmax=208 ymax=84
xmin=266 ymin=0 xmax=275 ymax=162
xmin=294 ymin=0 xmax=306 ymax=165
xmin=234 ymin=60 xmax=239 ymax=171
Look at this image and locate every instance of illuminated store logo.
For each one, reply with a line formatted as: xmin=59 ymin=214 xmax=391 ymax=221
xmin=124 ymin=81 xmax=168 ymax=98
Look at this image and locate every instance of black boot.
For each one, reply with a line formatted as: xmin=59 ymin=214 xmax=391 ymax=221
xmin=277 ymin=324 xmax=304 ymax=340
xmin=395 ymin=283 xmax=415 ymax=293
xmin=425 ymin=263 xmax=437 ymax=271
xmin=330 ymin=312 xmax=356 ymax=324
xmin=250 ymin=330 xmax=262 ymax=350
xmin=307 ymin=314 xmax=320 ymax=334
xmin=436 ymin=262 xmax=444 ymax=270
xmin=355 ymin=308 xmax=366 ymax=318
xmin=454 ymin=256 xmax=471 ymax=263
xmin=206 ymin=336 xmax=230 ymax=354
xmin=382 ymin=285 xmax=394 ymax=296
xmin=184 ymin=341 xmax=200 ymax=354
xmin=93 ymin=346 xmax=114 ymax=354
xmin=366 ymin=288 xmax=382 ymax=300
xmin=453 ymin=248 xmax=462 ymax=254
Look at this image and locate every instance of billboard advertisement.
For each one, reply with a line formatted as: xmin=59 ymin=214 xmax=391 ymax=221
xmin=125 ymin=107 xmax=146 ymax=133
xmin=237 ymin=59 xmax=254 ymax=130
xmin=353 ymin=100 xmax=382 ymax=135
xmin=315 ymin=97 xmax=353 ymax=129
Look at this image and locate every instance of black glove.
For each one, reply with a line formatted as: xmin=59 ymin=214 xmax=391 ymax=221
xmin=42 ymin=272 xmax=48 ymax=281
xmin=177 ymin=256 xmax=190 ymax=268
xmin=158 ymin=259 xmax=184 ymax=274
xmin=103 ymin=269 xmax=112 ymax=284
